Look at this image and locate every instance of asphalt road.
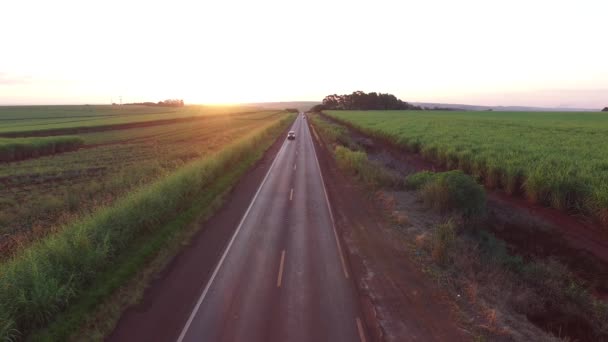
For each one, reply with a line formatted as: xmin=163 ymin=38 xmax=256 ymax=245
xmin=176 ymin=114 xmax=366 ymax=342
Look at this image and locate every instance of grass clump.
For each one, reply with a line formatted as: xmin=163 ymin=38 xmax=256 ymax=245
xmin=406 ymin=170 xmax=486 ymax=217
xmin=432 ymin=219 xmax=456 ymax=264
xmin=310 ymin=115 xmax=357 ymax=149
xmin=0 ymin=115 xmax=293 ymax=340
xmin=334 ymin=145 xmax=398 ymax=188
xmin=404 ymin=170 xmax=436 ymax=190
xmin=0 ymin=136 xmax=83 ymax=162
xmin=326 ymin=110 xmax=608 ymax=225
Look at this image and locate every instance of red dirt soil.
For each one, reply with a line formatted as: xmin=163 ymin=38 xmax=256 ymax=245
xmin=309 ymin=121 xmax=469 ymax=341
xmin=321 ymin=113 xmax=608 ymax=267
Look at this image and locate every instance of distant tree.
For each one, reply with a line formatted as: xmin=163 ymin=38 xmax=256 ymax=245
xmin=284 ymin=108 xmax=299 ymax=113
xmin=602 ymin=107 xmax=608 ymax=112
xmin=319 ymin=91 xmax=421 ymax=111
xmin=125 ymin=99 xmax=185 ymax=107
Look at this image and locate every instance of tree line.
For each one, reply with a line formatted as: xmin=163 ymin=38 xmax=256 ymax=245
xmin=118 ymin=99 xmax=185 ymax=107
xmin=311 ymin=91 xmax=421 ymax=111
xmin=603 ymin=107 xmax=608 ymax=112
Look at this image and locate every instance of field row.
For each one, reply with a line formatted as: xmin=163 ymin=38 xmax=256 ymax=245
xmin=0 ymin=105 xmax=264 ymax=135
xmin=0 ymin=136 xmax=83 ymax=162
xmin=0 ymin=113 xmax=294 ymax=340
xmin=325 ymin=110 xmax=608 ymax=224
xmin=0 ymin=110 xmax=286 ymax=257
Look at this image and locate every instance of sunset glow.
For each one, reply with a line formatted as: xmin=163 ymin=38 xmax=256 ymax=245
xmin=1 ymin=0 xmax=607 ymax=107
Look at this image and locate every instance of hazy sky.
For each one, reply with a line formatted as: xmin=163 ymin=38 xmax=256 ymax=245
xmin=1 ymin=0 xmax=607 ymax=108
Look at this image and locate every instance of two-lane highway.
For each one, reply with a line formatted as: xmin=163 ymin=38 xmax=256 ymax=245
xmin=177 ymin=114 xmax=367 ymax=342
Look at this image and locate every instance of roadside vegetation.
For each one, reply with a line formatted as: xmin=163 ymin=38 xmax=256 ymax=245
xmin=0 ymin=136 xmax=83 ymax=162
xmin=0 ymin=110 xmax=284 ymax=258
xmin=326 ymin=110 xmax=608 ymax=226
xmin=334 ymin=146 xmax=399 ymax=188
xmin=310 ymin=114 xmax=398 ymax=188
xmin=393 ymin=170 xmax=608 ymax=341
xmin=405 ymin=170 xmax=485 ymax=217
xmin=312 ymin=112 xmax=608 ymax=341
xmin=0 ymin=109 xmax=293 ymax=340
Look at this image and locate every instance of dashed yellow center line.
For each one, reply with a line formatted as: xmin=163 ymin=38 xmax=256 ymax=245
xmin=356 ymin=317 xmax=367 ymax=342
xmin=277 ymin=250 xmax=286 ymax=287
xmin=289 ymin=188 xmax=294 ymax=201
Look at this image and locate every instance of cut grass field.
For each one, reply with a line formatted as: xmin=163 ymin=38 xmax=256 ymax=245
xmin=0 ymin=108 xmax=286 ymax=257
xmin=0 ymin=104 xmax=262 ymax=136
xmin=326 ymin=110 xmax=608 ymax=225
xmin=0 ymin=105 xmax=294 ymax=340
xmin=0 ymin=136 xmax=83 ymax=162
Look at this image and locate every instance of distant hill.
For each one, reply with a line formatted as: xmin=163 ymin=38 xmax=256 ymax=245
xmin=244 ymin=101 xmax=320 ymax=112
xmin=243 ymin=100 xmax=599 ymax=112
xmin=411 ymin=102 xmax=598 ymax=112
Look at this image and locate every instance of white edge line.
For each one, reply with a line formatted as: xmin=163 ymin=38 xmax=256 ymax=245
xmin=356 ymin=317 xmax=367 ymax=342
xmin=176 ymin=125 xmax=292 ymax=342
xmin=306 ymin=120 xmax=350 ymax=279
xmin=277 ymin=249 xmax=286 ymax=287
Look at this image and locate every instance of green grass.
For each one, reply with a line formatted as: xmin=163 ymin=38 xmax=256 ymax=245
xmin=0 ymin=110 xmax=287 ymax=256
xmin=0 ymin=105 xmax=262 ymax=135
xmin=309 ymin=114 xmax=357 ymax=149
xmin=333 ymin=146 xmax=397 ymax=187
xmin=406 ymin=170 xmax=486 ymax=217
xmin=27 ymin=120 xmax=284 ymax=341
xmin=0 ymin=136 xmax=83 ymax=162
xmin=310 ymin=114 xmax=399 ymax=188
xmin=326 ymin=110 xmax=608 ymax=224
xmin=0 ymin=115 xmax=293 ymax=340
xmin=432 ymin=219 xmax=457 ymax=265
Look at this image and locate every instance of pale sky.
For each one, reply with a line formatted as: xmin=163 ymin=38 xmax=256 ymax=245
xmin=1 ymin=0 xmax=607 ymax=108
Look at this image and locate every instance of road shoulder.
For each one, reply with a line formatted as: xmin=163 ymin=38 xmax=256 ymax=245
xmin=107 ymin=125 xmax=290 ymax=342
xmin=309 ymin=119 xmax=469 ymax=341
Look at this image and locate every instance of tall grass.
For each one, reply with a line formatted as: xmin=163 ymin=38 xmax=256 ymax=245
xmin=0 ymin=115 xmax=292 ymax=339
xmin=334 ymin=145 xmax=399 ymax=188
xmin=309 ymin=115 xmax=357 ymax=149
xmin=326 ymin=110 xmax=608 ymax=225
xmin=406 ymin=170 xmax=486 ymax=217
xmin=0 ymin=136 xmax=83 ymax=162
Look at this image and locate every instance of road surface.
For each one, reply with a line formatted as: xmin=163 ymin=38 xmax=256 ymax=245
xmin=176 ymin=114 xmax=366 ymax=342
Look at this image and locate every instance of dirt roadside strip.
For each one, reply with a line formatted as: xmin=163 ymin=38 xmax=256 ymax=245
xmin=313 ymin=112 xmax=608 ymax=341
xmin=320 ymin=113 xmax=608 ymax=266
xmin=308 ymin=120 xmax=469 ymax=341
